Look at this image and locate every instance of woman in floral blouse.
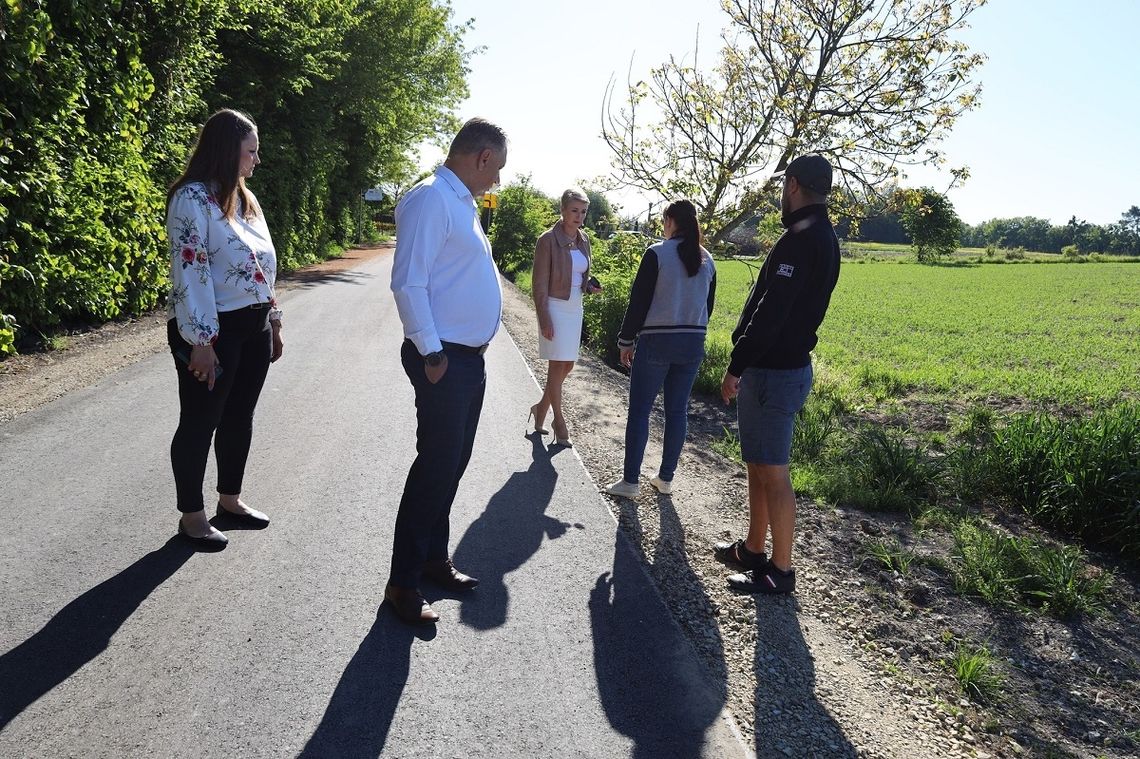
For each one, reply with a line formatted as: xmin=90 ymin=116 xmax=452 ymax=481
xmin=166 ymin=108 xmax=283 ymax=550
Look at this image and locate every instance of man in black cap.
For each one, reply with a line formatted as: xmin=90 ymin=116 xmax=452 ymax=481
xmin=714 ymin=154 xmax=841 ymax=594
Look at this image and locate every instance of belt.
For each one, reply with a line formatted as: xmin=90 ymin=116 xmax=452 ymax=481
xmin=441 ymin=340 xmax=489 ymax=356
xmin=247 ymin=302 xmax=271 ymax=310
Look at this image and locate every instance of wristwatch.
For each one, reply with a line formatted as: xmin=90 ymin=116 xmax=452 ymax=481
xmin=423 ymin=350 xmax=445 ymax=367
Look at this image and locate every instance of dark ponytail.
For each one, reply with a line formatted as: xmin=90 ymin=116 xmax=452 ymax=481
xmin=664 ymin=199 xmax=703 ymax=276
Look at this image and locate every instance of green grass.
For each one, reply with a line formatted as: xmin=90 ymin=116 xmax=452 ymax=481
xmin=859 ymin=537 xmax=916 ymax=575
xmin=945 ymin=640 xmax=1004 ymax=703
xmin=950 ymin=519 xmax=1113 ymax=618
xmin=709 ymin=259 xmax=1140 ymax=405
xmin=710 ymin=427 xmax=742 ymax=462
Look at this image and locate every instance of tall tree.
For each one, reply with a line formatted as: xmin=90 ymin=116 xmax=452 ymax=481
xmin=1117 ymin=206 xmax=1140 ymax=255
xmin=898 ymin=187 xmax=961 ymax=262
xmin=601 ymin=0 xmax=986 ymax=242
xmin=583 ymin=188 xmax=618 ymax=233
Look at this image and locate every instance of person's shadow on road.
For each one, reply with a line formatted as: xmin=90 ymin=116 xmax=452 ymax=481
xmin=450 ymin=432 xmax=574 ymax=630
xmin=298 ymin=610 xmax=434 ymax=758
xmin=750 ymin=596 xmax=858 ymax=757
xmin=589 ymin=495 xmax=729 ymax=758
xmin=0 ymin=537 xmax=195 ymax=731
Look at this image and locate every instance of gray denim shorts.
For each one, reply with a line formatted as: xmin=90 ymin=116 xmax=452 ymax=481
xmin=737 ymin=364 xmax=814 ymax=465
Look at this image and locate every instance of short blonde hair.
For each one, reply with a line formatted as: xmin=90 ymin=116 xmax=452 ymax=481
xmin=560 ymin=187 xmax=589 ymax=210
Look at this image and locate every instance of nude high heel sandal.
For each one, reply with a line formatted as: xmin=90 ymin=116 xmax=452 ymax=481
xmin=527 ymin=404 xmax=549 ymax=435
xmin=552 ymin=418 xmax=572 ymax=448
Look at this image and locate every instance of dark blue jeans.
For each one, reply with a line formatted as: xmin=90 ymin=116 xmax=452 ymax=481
xmin=623 ymin=332 xmax=706 ymax=484
xmin=390 ymin=339 xmax=486 ymax=588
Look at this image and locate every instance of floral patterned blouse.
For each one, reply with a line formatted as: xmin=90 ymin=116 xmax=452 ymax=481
xmin=166 ymin=182 xmax=282 ymax=346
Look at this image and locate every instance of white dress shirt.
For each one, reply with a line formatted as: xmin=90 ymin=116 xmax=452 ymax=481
xmin=166 ymin=182 xmax=281 ymax=346
xmin=390 ymin=167 xmax=503 ymax=355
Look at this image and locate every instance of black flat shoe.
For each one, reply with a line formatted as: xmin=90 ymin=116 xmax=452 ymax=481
xmin=215 ymin=503 xmax=270 ymax=529
xmin=178 ymin=522 xmax=228 ymax=551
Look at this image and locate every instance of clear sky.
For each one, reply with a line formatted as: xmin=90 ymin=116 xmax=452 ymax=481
xmin=424 ymin=0 xmax=1140 ymax=226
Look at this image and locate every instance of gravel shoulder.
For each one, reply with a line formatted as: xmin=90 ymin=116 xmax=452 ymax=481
xmin=4 ymin=245 xmax=1136 ymax=758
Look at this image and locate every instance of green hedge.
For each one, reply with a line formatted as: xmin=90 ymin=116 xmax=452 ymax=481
xmin=0 ymin=0 xmax=469 ymax=355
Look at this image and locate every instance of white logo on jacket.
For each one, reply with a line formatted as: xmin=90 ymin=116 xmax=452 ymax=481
xmin=776 ymin=263 xmax=795 ymax=277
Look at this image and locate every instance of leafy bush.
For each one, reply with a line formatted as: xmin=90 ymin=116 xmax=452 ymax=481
xmin=1 ymin=0 xmax=470 ymax=353
xmin=897 ymin=187 xmax=962 ymax=263
xmin=489 ymin=177 xmax=557 ymax=277
xmin=581 ymin=234 xmax=643 ymax=363
xmin=0 ymin=2 xmax=227 ymax=343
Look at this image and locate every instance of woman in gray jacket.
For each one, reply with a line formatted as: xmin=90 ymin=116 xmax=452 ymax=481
xmin=606 ymin=199 xmax=716 ymax=497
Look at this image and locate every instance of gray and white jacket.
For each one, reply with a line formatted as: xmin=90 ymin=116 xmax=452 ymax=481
xmin=617 ymin=237 xmax=717 ymax=348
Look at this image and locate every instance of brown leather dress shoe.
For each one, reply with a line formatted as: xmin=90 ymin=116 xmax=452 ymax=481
xmin=384 ymin=584 xmax=439 ymax=625
xmin=422 ymin=558 xmax=479 ymax=591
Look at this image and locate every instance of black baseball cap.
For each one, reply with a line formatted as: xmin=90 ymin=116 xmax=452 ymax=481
xmin=773 ymin=154 xmax=832 ymax=195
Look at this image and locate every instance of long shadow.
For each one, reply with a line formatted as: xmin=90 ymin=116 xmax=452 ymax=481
xmin=298 ymin=609 xmax=435 ymax=758
xmin=751 ymin=596 xmax=858 ymax=757
xmin=0 ymin=537 xmax=195 ymax=730
xmin=281 ymin=269 xmax=376 ymax=290
xmin=589 ymin=495 xmax=728 ymax=758
xmin=451 ymin=433 xmax=573 ymax=630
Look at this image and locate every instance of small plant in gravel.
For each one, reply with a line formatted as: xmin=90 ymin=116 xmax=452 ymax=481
xmin=859 ymin=537 xmax=916 ymax=575
xmin=946 ymin=641 xmax=1004 ymax=703
xmin=950 ymin=518 xmax=1113 ymax=618
xmin=913 ymin=504 xmax=962 ymax=533
xmin=711 ymin=427 xmax=742 ymax=462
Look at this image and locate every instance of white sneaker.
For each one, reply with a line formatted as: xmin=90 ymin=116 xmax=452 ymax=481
xmin=605 ymin=479 xmax=639 ymax=498
xmin=649 ymin=476 xmax=673 ymax=495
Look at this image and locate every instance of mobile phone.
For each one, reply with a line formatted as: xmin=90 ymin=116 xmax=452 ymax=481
xmin=173 ymin=347 xmax=223 ymax=378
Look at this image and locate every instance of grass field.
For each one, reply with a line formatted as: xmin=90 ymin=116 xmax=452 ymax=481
xmin=708 ymin=259 xmax=1140 ymax=405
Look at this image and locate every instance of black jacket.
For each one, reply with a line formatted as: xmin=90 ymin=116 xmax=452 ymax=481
xmin=728 ymin=204 xmax=840 ymax=375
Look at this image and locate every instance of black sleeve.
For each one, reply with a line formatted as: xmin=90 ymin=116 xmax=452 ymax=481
xmin=617 ymin=249 xmax=658 ymax=347
xmin=727 ymin=240 xmax=813 ymax=376
xmin=706 ymin=267 xmax=717 ymax=320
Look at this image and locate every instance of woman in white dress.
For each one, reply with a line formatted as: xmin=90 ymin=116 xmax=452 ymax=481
xmin=529 ymin=188 xmax=599 ymax=446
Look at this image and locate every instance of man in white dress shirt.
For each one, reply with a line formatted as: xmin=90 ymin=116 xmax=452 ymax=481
xmin=386 ymin=118 xmax=508 ymax=625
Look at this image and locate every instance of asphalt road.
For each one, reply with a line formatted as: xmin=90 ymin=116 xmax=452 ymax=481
xmin=0 ymin=251 xmax=745 ymax=758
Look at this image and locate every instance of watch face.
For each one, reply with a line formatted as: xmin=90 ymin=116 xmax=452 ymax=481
xmin=425 ymin=352 xmax=443 ymax=367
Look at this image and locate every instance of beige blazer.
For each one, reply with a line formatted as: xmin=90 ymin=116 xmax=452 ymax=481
xmin=532 ymin=222 xmax=592 ymax=331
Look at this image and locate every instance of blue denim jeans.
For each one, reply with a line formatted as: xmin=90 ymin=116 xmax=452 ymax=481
xmin=623 ymin=332 xmax=706 ymax=483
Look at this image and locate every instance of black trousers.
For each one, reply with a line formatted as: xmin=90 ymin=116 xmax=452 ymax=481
xmin=168 ymin=307 xmax=272 ymax=513
xmin=389 ymin=339 xmax=486 ymax=587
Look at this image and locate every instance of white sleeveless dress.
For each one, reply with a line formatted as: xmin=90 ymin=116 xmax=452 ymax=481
xmin=538 ymin=248 xmax=587 ymax=361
